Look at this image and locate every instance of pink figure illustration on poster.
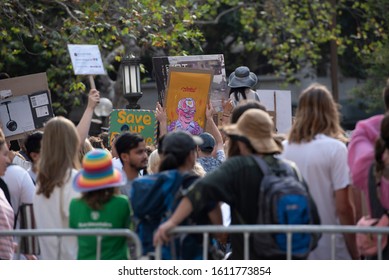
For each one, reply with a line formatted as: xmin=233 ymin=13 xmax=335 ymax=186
xmin=168 ymin=97 xmax=203 ymax=135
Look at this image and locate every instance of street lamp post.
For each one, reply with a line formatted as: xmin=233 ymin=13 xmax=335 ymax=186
xmin=122 ymin=54 xmax=142 ymax=109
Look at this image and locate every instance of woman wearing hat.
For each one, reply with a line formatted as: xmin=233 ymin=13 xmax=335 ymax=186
xmin=227 ymin=66 xmax=260 ymax=107
xmin=70 ymin=149 xmax=130 ymax=260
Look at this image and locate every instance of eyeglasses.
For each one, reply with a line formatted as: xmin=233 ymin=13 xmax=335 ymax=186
xmin=179 ymin=108 xmax=196 ymax=114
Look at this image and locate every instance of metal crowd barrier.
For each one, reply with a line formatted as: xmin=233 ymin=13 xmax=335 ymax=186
xmin=154 ymin=225 xmax=389 ymax=260
xmin=3 ymin=225 xmax=389 ymax=260
xmin=0 ymin=229 xmax=142 ymax=260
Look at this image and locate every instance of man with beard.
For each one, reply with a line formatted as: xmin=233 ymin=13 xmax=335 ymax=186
xmin=115 ymin=132 xmax=149 ymax=199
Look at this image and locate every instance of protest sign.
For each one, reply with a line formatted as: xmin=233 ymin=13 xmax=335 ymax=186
xmin=257 ymin=90 xmax=292 ymax=134
xmin=165 ymin=67 xmax=213 ymax=136
xmin=67 ymin=44 xmax=106 ymax=88
xmin=0 ymin=73 xmax=54 ymax=140
xmin=152 ymin=54 xmax=227 ymax=112
xmin=109 ymin=109 xmax=157 ymax=147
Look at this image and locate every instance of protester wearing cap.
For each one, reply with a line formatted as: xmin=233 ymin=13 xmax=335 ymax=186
xmin=196 ymin=104 xmax=226 ymax=173
xmin=227 ymin=66 xmax=260 ymax=108
xmin=154 ymin=109 xmax=301 ymax=260
xmin=136 ymin=130 xmax=223 ymax=259
xmin=69 ymin=149 xmax=131 ymax=260
xmin=159 ymin=130 xmax=203 ymax=172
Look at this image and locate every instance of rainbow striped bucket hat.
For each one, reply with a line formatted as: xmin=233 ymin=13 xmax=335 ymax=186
xmin=73 ymin=149 xmax=127 ymax=192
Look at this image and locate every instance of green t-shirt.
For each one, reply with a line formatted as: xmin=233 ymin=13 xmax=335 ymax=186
xmin=69 ymin=194 xmax=131 ymax=260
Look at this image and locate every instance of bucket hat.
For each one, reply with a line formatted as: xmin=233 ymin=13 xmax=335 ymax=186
xmin=223 ymin=109 xmax=281 ymax=154
xmin=228 ymin=66 xmax=258 ymax=88
xmin=73 ymin=149 xmax=127 ymax=192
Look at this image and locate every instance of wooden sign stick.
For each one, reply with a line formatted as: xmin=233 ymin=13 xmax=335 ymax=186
xmin=89 ymin=75 xmax=96 ymax=90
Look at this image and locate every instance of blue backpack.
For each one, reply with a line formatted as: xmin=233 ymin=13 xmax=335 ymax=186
xmin=252 ymin=155 xmax=321 ymax=259
xmin=130 ymin=170 xmax=199 ymax=259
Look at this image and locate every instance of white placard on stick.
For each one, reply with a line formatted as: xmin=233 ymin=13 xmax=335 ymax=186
xmin=67 ymin=44 xmax=106 ymax=75
xmin=257 ymin=90 xmax=292 ymax=135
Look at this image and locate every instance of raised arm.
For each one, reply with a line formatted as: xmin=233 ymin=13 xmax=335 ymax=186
xmin=76 ymin=89 xmax=100 ymax=147
xmin=206 ymin=103 xmax=224 ymax=151
xmin=156 ymin=102 xmax=168 ymax=137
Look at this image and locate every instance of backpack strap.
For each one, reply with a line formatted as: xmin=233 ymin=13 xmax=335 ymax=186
xmin=368 ymin=164 xmax=387 ymax=218
xmin=251 ymin=155 xmax=272 ymax=176
xmin=252 ymin=155 xmax=296 ymax=178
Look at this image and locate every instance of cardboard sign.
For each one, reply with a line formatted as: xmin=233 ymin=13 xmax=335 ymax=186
xmin=109 ymin=109 xmax=157 ymax=147
xmin=165 ymin=67 xmax=213 ymax=136
xmin=257 ymin=90 xmax=292 ymax=134
xmin=0 ymin=73 xmax=54 ymax=140
xmin=152 ymin=54 xmax=228 ymax=112
xmin=67 ymin=44 xmax=105 ymax=75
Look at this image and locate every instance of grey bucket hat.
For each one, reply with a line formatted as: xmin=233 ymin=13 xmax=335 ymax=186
xmin=228 ymin=66 xmax=258 ymax=88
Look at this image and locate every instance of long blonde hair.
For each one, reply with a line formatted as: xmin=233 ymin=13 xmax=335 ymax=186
xmin=288 ymin=83 xmax=346 ymax=143
xmin=36 ymin=117 xmax=81 ymax=198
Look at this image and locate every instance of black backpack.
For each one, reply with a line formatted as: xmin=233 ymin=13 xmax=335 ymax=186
xmin=252 ymin=155 xmax=321 ymax=259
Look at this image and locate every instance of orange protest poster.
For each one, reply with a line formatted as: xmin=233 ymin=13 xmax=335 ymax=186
xmin=165 ymin=67 xmax=213 ymax=136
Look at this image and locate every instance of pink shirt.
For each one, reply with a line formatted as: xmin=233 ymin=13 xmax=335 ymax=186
xmin=0 ymin=189 xmax=14 ymax=259
xmin=348 ymin=114 xmax=389 ymax=210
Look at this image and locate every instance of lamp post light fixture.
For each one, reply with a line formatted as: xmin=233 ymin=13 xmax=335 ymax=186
xmin=122 ymin=53 xmax=142 ymax=109
xmin=94 ymin=97 xmax=113 ymax=131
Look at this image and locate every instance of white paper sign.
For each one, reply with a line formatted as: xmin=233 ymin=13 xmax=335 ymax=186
xmin=0 ymin=95 xmax=35 ymax=137
xmin=67 ymin=44 xmax=106 ymax=75
xmin=257 ymin=90 xmax=292 ymax=134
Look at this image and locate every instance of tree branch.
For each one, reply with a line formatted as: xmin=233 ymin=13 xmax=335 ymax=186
xmin=194 ymin=3 xmax=245 ymax=25
xmin=54 ymin=0 xmax=81 ymax=23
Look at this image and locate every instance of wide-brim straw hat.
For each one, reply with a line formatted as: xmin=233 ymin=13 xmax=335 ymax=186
xmin=73 ymin=149 xmax=127 ymax=192
xmin=223 ymin=109 xmax=281 ymax=154
xmin=228 ymin=66 xmax=258 ymax=88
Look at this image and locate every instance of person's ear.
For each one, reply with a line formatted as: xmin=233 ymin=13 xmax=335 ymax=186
xmin=120 ymin=152 xmax=129 ymax=163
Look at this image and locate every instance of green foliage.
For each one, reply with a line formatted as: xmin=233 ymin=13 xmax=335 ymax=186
xmin=0 ymin=0 xmax=205 ymax=116
xmin=0 ymin=0 xmax=388 ymax=114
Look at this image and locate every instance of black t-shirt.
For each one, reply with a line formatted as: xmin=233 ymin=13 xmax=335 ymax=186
xmin=187 ymin=155 xmax=265 ymax=259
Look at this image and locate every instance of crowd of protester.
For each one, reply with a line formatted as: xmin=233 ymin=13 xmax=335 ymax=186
xmin=1 ymin=67 xmax=389 ymax=260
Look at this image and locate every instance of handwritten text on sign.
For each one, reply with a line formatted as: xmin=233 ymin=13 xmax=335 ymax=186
xmin=109 ymin=109 xmax=157 ymax=146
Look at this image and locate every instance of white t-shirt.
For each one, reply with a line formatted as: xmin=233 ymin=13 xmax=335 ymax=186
xmin=281 ymin=134 xmax=351 ymax=260
xmin=112 ymin=157 xmax=123 ymax=170
xmin=2 ymin=164 xmax=35 ymax=216
xmin=12 ymin=156 xmax=32 ymax=171
xmin=231 ymin=89 xmax=260 ymax=107
xmin=33 ymin=169 xmax=80 ymax=260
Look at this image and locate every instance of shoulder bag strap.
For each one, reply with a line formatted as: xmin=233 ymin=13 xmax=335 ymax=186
xmin=0 ymin=178 xmax=12 ymax=207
